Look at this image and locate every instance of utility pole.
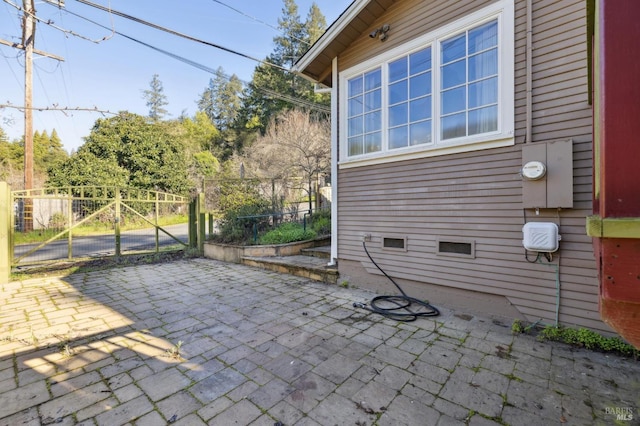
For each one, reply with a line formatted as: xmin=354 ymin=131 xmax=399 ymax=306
xmin=22 ymin=0 xmax=35 ymax=231
xmin=0 ymin=0 xmax=63 ymax=231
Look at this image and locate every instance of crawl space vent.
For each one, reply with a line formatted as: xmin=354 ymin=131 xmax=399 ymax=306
xmin=438 ymin=241 xmax=473 ymax=256
xmin=383 ymin=237 xmax=405 ymax=250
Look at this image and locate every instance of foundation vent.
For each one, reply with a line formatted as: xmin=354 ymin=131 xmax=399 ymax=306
xmin=382 ymin=236 xmax=407 ymax=251
xmin=436 ymin=239 xmax=475 ymax=258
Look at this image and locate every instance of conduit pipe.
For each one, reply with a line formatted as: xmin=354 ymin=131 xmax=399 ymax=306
xmin=526 ymin=0 xmax=532 ymax=143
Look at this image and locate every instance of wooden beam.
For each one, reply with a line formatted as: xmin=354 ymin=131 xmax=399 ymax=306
xmin=0 ymin=38 xmax=64 ymax=61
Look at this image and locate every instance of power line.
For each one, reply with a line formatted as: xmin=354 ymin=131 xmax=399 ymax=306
xmin=55 ymin=6 xmax=330 ymax=114
xmin=0 ymin=49 xmax=22 ymax=88
xmin=210 ymin=0 xmax=310 ymax=47
xmin=1 ymin=0 xmax=21 ymax=37
xmin=34 ymin=63 xmax=64 ymax=132
xmin=3 ymin=0 xmax=109 ymax=43
xmin=70 ymin=0 xmax=291 ymax=73
xmin=3 ymin=0 xmax=330 ymax=125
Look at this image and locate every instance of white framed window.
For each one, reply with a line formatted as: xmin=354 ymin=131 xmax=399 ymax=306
xmin=347 ymin=68 xmax=382 ymax=156
xmin=340 ymin=0 xmax=514 ymax=166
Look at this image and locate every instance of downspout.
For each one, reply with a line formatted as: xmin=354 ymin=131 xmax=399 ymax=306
xmin=328 ymin=56 xmax=339 ymax=266
xmin=526 ymin=0 xmax=532 ymax=143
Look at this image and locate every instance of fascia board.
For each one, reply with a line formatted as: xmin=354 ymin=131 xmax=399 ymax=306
xmin=293 ymin=0 xmax=371 ymax=73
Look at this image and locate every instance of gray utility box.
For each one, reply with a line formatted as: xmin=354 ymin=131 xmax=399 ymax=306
xmin=521 ymin=139 xmax=574 ymax=209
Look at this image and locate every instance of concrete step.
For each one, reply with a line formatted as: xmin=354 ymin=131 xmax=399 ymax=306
xmin=241 ymin=255 xmax=338 ymax=285
xmin=300 ymin=245 xmax=331 ymax=259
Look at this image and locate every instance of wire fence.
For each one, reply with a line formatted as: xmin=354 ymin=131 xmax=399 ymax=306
xmin=11 ymin=187 xmax=190 ymax=266
xmin=201 ymin=176 xmax=331 ymax=243
xmin=202 ymin=177 xmax=331 ymax=214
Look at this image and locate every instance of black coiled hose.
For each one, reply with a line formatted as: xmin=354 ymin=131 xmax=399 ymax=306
xmin=353 ymin=241 xmax=439 ymax=321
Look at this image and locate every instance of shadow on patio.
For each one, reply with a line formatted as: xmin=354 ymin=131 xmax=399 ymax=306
xmin=1 ymin=258 xmax=639 ymax=425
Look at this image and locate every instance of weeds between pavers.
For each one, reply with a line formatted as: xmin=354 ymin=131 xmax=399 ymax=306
xmin=164 ymin=340 xmax=184 ymax=361
xmin=511 ymin=319 xmax=639 ymax=359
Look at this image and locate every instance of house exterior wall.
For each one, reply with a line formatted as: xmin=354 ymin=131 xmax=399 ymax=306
xmin=334 ymin=0 xmax=607 ymax=331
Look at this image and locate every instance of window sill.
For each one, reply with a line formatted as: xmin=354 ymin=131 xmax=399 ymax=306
xmin=338 ymin=135 xmax=515 ymax=169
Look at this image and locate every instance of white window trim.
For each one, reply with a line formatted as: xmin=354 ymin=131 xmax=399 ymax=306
xmin=339 ymin=0 xmax=514 ymax=168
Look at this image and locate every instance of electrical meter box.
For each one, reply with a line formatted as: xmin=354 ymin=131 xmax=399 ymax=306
xmin=522 ymin=222 xmax=560 ymax=252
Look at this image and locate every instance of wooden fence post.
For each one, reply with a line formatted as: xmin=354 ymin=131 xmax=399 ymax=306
xmin=114 ymin=188 xmax=121 ymax=258
xmin=188 ymin=198 xmax=197 ymax=249
xmin=197 ymin=193 xmax=205 ymax=254
xmin=0 ymin=182 xmax=11 ymax=284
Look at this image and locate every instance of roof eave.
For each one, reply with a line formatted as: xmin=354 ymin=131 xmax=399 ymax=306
xmin=293 ymin=0 xmax=371 ymax=80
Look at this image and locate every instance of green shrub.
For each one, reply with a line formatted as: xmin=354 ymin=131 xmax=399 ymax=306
xmin=309 ymin=209 xmax=331 ymax=235
xmin=49 ymin=212 xmax=67 ymax=229
xmin=214 ymin=198 xmax=272 ymax=244
xmin=311 ymin=217 xmax=330 ymax=235
xmin=258 ymin=222 xmax=316 ymax=245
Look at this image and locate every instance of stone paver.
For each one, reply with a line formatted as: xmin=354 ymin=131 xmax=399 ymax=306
xmin=1 ymin=258 xmax=639 ymax=425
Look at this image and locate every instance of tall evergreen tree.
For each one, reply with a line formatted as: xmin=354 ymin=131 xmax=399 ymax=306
xmin=197 ymin=77 xmax=216 ymax=123
xmin=305 ymin=3 xmax=327 ymax=45
xmin=273 ymin=0 xmax=306 ymax=68
xmin=218 ymin=74 xmax=243 ymax=131
xmin=143 ymin=74 xmax=169 ymax=121
xmin=197 ymin=67 xmax=243 ymax=132
xmin=33 ymin=130 xmax=49 ymax=174
xmin=235 ymin=0 xmax=329 ymax=136
xmin=43 ymin=129 xmax=68 ymax=173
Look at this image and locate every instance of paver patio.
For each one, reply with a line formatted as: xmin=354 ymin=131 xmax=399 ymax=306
xmin=0 ymin=258 xmax=638 ymax=425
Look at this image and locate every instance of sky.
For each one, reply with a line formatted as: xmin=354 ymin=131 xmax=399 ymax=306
xmin=0 ymin=0 xmax=352 ymax=153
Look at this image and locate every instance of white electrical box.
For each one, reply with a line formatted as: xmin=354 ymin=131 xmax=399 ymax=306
xmin=522 ymin=222 xmax=560 ymax=252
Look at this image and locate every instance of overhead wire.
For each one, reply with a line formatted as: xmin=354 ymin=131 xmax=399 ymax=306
xmin=53 ymin=7 xmax=77 ymax=122
xmin=2 ymin=0 xmax=109 ymax=43
xmin=0 ymin=1 xmax=24 ymax=129
xmin=210 ymin=0 xmax=310 ymax=48
xmin=55 ymin=5 xmax=330 ymax=114
xmin=1 ymin=51 xmax=22 ymax=128
xmin=0 ymin=0 xmax=119 ymax=131
xmin=1 ymin=50 xmax=22 ymax=88
xmin=44 ymin=2 xmax=85 ymax=142
xmin=1 ymin=0 xmax=21 ymax=35
xmin=3 ymin=0 xmax=330 ymax=131
xmin=34 ymin=63 xmax=64 ymax=131
xmin=70 ymin=0 xmax=291 ymax=73
xmin=4 ymin=0 xmax=70 ymax=134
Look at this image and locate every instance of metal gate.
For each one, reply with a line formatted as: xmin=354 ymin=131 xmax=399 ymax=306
xmin=10 ymin=186 xmax=191 ymax=267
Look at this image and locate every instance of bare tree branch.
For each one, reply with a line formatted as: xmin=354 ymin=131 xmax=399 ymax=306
xmin=243 ymin=109 xmax=330 ymax=213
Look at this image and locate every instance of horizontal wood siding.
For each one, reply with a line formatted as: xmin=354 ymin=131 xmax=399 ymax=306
xmin=336 ymin=0 xmax=606 ymax=332
xmin=339 ymin=0 xmax=495 ymax=72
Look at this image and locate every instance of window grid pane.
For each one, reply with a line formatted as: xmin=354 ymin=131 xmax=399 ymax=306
xmin=410 ymin=120 xmax=432 ymax=145
xmin=348 ymin=68 xmax=382 ymax=156
xmin=365 ymin=132 xmax=382 ymax=153
xmin=348 ymin=136 xmax=363 ymax=156
xmin=440 ymin=19 xmax=498 ymax=140
xmin=388 ymin=46 xmax=432 ymax=150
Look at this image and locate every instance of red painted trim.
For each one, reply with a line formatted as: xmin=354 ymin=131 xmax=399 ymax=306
xmin=597 ymin=0 xmax=640 ymax=218
xmin=593 ymin=0 xmax=640 ymax=349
